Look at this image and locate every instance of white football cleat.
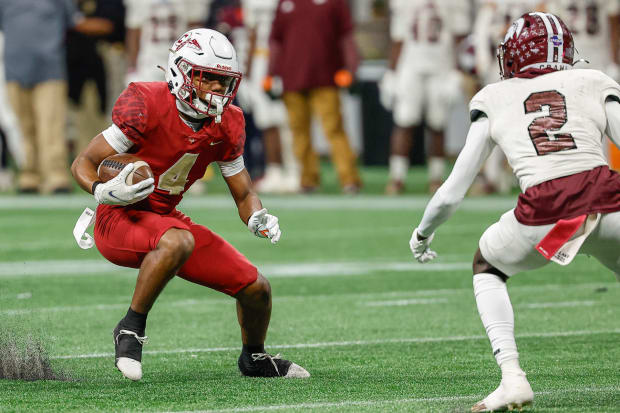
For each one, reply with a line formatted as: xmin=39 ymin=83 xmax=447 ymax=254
xmin=116 ymin=357 xmax=143 ymax=381
xmin=472 ymin=374 xmax=533 ymax=412
xmin=284 ymin=362 xmax=310 ymax=378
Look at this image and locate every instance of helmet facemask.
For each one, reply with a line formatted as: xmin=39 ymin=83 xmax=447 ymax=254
xmin=174 ymin=58 xmax=241 ymax=123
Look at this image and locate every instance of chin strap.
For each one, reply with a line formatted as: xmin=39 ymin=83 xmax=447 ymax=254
xmin=215 ymin=99 xmax=223 ymax=123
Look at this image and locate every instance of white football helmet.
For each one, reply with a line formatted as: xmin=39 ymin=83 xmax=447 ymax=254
xmin=166 ymin=28 xmax=242 ymax=122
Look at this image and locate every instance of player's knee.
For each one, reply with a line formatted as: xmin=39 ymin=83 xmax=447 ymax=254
xmin=472 ymin=248 xmax=508 ymax=281
xmin=253 ymin=273 xmax=272 ymax=305
xmin=158 ymin=228 xmax=195 ymax=264
xmin=237 ymin=273 xmax=271 ymax=306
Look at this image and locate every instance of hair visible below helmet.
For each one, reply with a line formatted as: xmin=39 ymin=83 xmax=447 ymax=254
xmin=166 ymin=28 xmax=241 ymax=122
xmin=498 ymin=12 xmax=574 ymax=80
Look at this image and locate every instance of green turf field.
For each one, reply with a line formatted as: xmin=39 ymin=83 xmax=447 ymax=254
xmin=0 ymin=167 xmax=619 ymax=412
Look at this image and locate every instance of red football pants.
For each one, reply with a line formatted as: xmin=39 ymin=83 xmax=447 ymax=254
xmin=94 ymin=205 xmax=258 ymax=296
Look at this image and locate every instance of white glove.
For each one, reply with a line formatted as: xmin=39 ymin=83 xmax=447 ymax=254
xmin=94 ymin=163 xmax=155 ymax=206
xmin=247 ymin=208 xmax=281 ymax=244
xmin=378 ymin=69 xmax=397 ymax=110
xmin=409 ymin=228 xmax=437 ymax=263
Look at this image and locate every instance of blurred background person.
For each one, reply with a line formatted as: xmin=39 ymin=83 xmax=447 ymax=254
xmin=0 ymin=31 xmax=24 ymax=192
xmin=0 ymin=0 xmax=112 ymax=194
xmin=124 ymin=0 xmax=211 ymax=84
xmin=268 ymin=0 xmax=362 ymax=194
xmin=380 ymin=0 xmax=471 ymax=195
xmin=240 ymin=0 xmax=299 ymax=194
xmin=66 ymin=0 xmax=122 ymax=158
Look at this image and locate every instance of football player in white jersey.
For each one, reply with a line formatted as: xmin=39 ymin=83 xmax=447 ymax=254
xmin=409 ymin=12 xmax=620 ymax=411
xmin=380 ymin=0 xmax=470 ymax=194
xmin=124 ymin=0 xmax=210 ymax=83
xmin=240 ymin=0 xmax=299 ymax=194
xmin=544 ymin=0 xmax=620 ymax=74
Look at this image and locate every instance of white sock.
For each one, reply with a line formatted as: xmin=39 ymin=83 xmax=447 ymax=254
xmin=389 ymin=155 xmax=409 ymax=182
xmin=473 ymin=273 xmax=522 ymax=375
xmin=428 ymin=157 xmax=446 ymax=182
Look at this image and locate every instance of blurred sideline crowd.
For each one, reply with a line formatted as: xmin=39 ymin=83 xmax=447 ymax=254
xmin=0 ymin=0 xmax=618 ymax=196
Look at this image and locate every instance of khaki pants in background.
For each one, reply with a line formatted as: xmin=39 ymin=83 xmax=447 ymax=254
xmin=7 ymin=80 xmax=70 ymax=193
xmin=283 ymin=87 xmax=361 ymax=189
xmin=68 ymin=80 xmax=108 ymax=156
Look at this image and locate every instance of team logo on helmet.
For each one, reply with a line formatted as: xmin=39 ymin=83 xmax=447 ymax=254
xmin=173 ymin=33 xmax=203 ymax=53
xmin=550 ymin=35 xmax=563 ymax=47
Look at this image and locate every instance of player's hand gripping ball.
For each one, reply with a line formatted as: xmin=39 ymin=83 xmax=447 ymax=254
xmin=94 ymin=154 xmax=155 ymax=206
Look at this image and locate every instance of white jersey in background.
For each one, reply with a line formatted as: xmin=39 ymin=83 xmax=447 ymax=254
xmin=389 ymin=0 xmax=470 ymax=129
xmin=391 ymin=0 xmax=470 ymax=74
xmin=471 ymin=69 xmax=619 ymax=191
xmin=124 ymin=0 xmax=209 ymax=82
xmin=545 ymin=0 xmax=620 ymax=72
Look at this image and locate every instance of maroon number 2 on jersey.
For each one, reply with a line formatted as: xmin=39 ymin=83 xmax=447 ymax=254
xmin=523 ymin=90 xmax=577 ymax=156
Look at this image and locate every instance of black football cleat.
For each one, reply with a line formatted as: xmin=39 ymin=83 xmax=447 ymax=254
xmin=113 ymin=321 xmax=148 ymax=381
xmin=238 ymin=351 xmax=310 ymax=378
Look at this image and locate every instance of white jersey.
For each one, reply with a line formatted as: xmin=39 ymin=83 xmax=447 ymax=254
xmin=390 ymin=0 xmax=470 ymax=73
xmin=546 ymin=0 xmax=620 ymax=70
xmin=470 ymin=69 xmax=620 ymax=191
xmin=124 ymin=0 xmax=209 ymax=81
xmin=242 ymin=0 xmax=277 ymax=54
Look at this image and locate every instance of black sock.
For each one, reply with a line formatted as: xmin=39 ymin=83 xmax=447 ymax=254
xmin=121 ymin=307 xmax=147 ymax=335
xmin=242 ymin=344 xmax=265 ymax=356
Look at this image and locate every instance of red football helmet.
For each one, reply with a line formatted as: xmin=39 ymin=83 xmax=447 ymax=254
xmin=498 ymin=12 xmax=575 ymax=79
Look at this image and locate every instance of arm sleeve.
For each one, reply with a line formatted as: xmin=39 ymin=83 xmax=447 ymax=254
xmin=418 ymin=118 xmax=495 ymax=236
xmin=102 ymin=124 xmax=134 ymax=153
xmin=217 ymin=156 xmax=245 ymax=177
xmin=605 ymin=99 xmax=620 ymax=150
xmin=111 ymin=83 xmax=149 ymax=147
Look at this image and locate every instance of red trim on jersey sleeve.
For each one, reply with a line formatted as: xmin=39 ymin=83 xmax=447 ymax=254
xmin=219 ymin=105 xmax=246 ymax=162
xmin=111 ymin=83 xmax=149 ymax=147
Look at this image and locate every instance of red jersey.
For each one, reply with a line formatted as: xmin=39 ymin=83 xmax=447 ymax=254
xmin=270 ymin=0 xmax=353 ymax=91
xmin=111 ymin=82 xmax=245 ymax=214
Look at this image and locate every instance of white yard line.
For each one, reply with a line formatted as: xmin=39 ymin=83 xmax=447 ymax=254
xmin=520 ymin=300 xmax=597 ymax=309
xmin=51 ymin=329 xmax=620 ymax=360
xmin=0 ymin=260 xmax=471 ymax=278
xmin=365 ymin=298 xmax=449 ymax=307
xmin=3 ymin=282 xmax=616 ymax=316
xmin=169 ymin=386 xmax=619 ymax=413
xmin=0 ymin=195 xmax=516 ymax=211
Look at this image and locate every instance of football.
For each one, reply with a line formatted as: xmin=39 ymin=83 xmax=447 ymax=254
xmin=97 ymin=153 xmax=153 ymax=185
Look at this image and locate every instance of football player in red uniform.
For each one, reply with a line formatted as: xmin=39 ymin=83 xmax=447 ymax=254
xmin=71 ymin=28 xmax=309 ymax=381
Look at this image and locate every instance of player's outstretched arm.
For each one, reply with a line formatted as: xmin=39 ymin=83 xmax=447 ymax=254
xmin=224 ymin=168 xmax=282 ymax=244
xmin=410 ymin=117 xmax=494 ymax=263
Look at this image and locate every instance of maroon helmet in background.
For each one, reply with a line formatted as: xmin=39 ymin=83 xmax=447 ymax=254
xmin=498 ymin=12 xmax=575 ymax=79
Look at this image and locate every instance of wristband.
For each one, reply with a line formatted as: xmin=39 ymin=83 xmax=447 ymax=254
xmin=91 ymin=180 xmax=103 ymax=195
